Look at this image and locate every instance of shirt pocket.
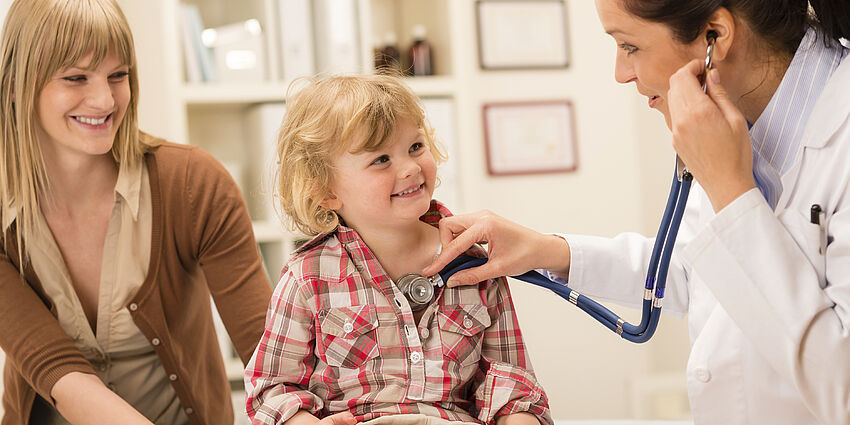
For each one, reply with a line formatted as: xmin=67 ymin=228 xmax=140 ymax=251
xmin=436 ymin=304 xmax=491 ymax=366
xmin=317 ymin=304 xmax=380 ymax=369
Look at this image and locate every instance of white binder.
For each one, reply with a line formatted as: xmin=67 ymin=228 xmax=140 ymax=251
xmin=278 ymin=0 xmax=315 ymax=83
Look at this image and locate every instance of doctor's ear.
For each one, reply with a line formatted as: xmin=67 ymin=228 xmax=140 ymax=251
xmin=704 ymin=7 xmax=736 ymax=62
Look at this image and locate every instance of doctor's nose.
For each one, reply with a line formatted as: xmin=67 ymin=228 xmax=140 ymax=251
xmin=614 ymin=54 xmax=636 ymax=85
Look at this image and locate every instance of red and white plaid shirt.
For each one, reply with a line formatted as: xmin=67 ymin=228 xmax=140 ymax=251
xmin=245 ymin=201 xmax=552 ymax=425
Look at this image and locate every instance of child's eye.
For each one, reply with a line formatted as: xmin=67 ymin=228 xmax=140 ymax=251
xmin=370 ymin=155 xmax=390 ymax=165
xmin=409 ymin=142 xmax=424 ymax=153
xmin=619 ymin=43 xmax=638 ymax=55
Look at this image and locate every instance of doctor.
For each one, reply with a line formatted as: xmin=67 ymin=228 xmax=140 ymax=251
xmin=424 ymin=0 xmax=850 ymax=424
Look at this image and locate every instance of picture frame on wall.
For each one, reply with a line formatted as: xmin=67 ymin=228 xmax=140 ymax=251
xmin=482 ymin=101 xmax=578 ymax=176
xmin=476 ymin=0 xmax=570 ymax=70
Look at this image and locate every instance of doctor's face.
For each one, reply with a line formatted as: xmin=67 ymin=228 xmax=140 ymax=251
xmin=595 ymin=0 xmax=705 ymax=127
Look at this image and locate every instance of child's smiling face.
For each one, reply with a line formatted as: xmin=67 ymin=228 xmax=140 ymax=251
xmin=323 ymin=118 xmax=437 ymax=232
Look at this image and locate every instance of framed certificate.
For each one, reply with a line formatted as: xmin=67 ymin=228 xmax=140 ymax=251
xmin=476 ymin=0 xmax=570 ymax=69
xmin=482 ymin=101 xmax=578 ymax=175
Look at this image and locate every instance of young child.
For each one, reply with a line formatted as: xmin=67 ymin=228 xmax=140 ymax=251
xmin=245 ymin=74 xmax=552 ymax=425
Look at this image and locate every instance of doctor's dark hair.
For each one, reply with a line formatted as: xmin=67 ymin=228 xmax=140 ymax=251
xmin=275 ymin=73 xmax=447 ymax=236
xmin=621 ymin=0 xmax=850 ymax=56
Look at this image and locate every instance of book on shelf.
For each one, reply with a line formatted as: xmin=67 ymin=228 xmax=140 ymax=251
xmin=179 ymin=3 xmax=215 ymax=83
xmin=277 ymin=0 xmax=315 ymax=83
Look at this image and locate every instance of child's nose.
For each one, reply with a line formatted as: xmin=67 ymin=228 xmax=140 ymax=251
xmin=398 ymin=157 xmax=421 ymax=178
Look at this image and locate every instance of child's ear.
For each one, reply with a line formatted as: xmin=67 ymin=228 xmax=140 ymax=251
xmin=319 ymin=193 xmax=343 ymax=211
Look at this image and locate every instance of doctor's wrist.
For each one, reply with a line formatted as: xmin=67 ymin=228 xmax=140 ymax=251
xmin=539 ymin=233 xmax=571 ymax=279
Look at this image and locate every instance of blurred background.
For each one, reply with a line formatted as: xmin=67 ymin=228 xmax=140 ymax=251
xmin=0 ymin=0 xmax=692 ymax=422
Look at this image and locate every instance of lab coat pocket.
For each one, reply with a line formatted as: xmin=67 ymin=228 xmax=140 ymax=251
xmin=792 ymin=210 xmax=827 ymax=288
xmin=317 ymin=304 xmax=380 ymax=369
xmin=437 ymin=304 xmax=491 ymax=366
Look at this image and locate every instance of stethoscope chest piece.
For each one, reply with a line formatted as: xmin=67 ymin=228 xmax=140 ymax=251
xmin=396 ymin=273 xmax=435 ymax=311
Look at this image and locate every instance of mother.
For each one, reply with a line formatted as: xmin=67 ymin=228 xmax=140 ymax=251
xmin=0 ymin=0 xmax=272 ymax=423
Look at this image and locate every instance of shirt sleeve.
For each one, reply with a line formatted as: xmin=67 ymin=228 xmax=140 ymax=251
xmin=244 ymin=268 xmax=324 ymax=424
xmin=0 ymin=237 xmax=96 ymax=403
xmin=470 ymin=278 xmax=553 ymax=425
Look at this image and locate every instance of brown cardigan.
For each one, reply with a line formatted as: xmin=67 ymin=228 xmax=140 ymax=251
xmin=0 ymin=140 xmax=273 ymax=424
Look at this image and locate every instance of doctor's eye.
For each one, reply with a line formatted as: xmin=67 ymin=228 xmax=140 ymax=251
xmin=370 ymin=154 xmax=390 ymax=165
xmin=619 ymin=43 xmax=638 ymax=55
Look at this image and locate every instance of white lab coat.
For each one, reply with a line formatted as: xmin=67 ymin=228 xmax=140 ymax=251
xmin=564 ymin=44 xmax=850 ymax=425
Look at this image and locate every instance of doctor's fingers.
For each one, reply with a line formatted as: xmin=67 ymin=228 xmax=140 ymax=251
xmin=423 ymin=212 xmax=493 ymax=276
xmin=705 ymin=69 xmax=748 ymax=130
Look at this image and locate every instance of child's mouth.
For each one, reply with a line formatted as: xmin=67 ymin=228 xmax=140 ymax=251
xmin=391 ymin=184 xmax=424 ymax=198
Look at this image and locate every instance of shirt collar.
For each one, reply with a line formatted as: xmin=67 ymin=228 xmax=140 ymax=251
xmin=750 ymin=28 xmax=846 ymax=167
xmin=114 ymin=157 xmax=145 ymax=220
xmin=296 ymin=200 xmax=456 ymax=256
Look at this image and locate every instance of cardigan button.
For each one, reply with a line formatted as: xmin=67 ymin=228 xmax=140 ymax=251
xmin=169 ymin=374 xmax=178 ymax=381
xmin=185 ymin=407 xmax=194 ymax=415
xmin=128 ymin=303 xmax=138 ymax=311
xmin=151 ymin=338 xmax=161 ymax=346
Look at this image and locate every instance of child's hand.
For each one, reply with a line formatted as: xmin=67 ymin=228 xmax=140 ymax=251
xmin=286 ymin=411 xmax=358 ymax=425
xmin=317 ymin=412 xmax=358 ymax=425
xmin=495 ymin=412 xmax=542 ymax=425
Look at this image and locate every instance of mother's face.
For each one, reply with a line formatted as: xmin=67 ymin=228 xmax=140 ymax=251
xmin=595 ymin=0 xmax=705 ymax=127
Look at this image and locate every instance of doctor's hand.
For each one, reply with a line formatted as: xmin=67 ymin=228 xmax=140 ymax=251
xmin=422 ymin=210 xmax=572 ymax=286
xmin=667 ymin=59 xmax=756 ymax=212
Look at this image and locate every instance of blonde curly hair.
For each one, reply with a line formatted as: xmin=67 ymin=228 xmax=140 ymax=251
xmin=276 ymin=74 xmax=447 ymax=236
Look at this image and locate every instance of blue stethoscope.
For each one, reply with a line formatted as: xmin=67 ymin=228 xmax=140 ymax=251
xmin=428 ymin=34 xmax=716 ymax=343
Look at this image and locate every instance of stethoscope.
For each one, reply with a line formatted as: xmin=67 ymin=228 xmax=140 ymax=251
xmin=397 ymin=32 xmax=717 ymax=343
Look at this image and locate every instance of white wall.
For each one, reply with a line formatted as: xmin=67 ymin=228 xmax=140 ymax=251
xmin=443 ymin=1 xmax=691 ymax=419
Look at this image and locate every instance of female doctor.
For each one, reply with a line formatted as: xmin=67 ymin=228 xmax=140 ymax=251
xmin=423 ymin=0 xmax=850 ymax=424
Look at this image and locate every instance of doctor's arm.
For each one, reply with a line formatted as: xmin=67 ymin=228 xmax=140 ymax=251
xmin=670 ymin=61 xmax=850 ymax=423
xmin=423 ymin=211 xmax=572 ymax=285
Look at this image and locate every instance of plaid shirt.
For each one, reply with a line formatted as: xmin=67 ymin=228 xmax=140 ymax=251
xmin=245 ymin=201 xmax=552 ymax=425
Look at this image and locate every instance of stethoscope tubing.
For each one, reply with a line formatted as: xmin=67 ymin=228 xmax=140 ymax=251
xmin=438 ymin=168 xmax=693 ymax=343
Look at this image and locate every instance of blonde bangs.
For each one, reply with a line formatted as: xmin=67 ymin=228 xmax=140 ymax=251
xmin=0 ymin=0 xmax=144 ymax=266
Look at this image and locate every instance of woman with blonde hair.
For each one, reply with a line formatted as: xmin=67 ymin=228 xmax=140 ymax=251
xmin=0 ymin=0 xmax=272 ymax=424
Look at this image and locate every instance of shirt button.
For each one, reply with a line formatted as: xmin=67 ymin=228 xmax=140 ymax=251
xmin=343 ymin=322 xmax=354 ymax=333
xmin=151 ymin=338 xmax=161 ymax=346
xmin=410 ymin=352 xmax=422 ymax=364
xmin=420 ymin=328 xmax=430 ymax=339
xmin=185 ymin=407 xmax=194 ymax=415
xmin=169 ymin=374 xmax=178 ymax=381
xmin=462 ymin=316 xmax=474 ymax=329
xmin=128 ymin=303 xmax=138 ymax=311
xmin=694 ymin=368 xmax=711 ymax=383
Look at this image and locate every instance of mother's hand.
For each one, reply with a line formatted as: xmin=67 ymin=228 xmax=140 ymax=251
xmin=667 ymin=59 xmax=756 ymax=212
xmin=422 ymin=210 xmax=571 ymax=286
